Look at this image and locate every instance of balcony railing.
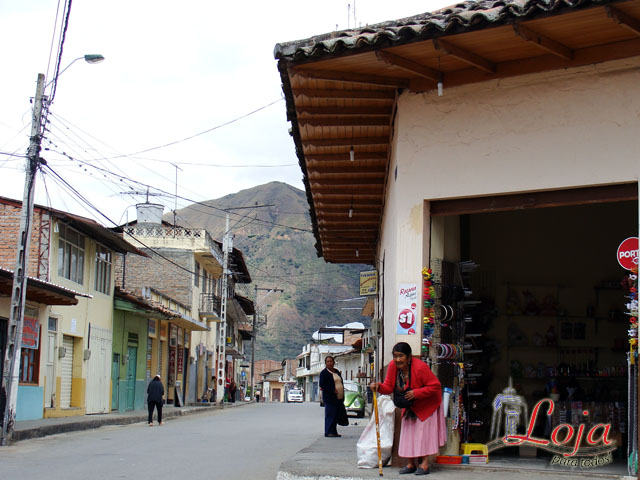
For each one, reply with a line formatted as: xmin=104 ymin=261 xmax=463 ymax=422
xmin=200 ymin=292 xmax=221 ymax=319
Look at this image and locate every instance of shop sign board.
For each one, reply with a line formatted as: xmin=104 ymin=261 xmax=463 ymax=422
xmin=616 ymin=236 xmax=638 ymax=270
xmin=397 ymin=284 xmax=418 ymax=335
xmin=359 ymin=270 xmax=378 ymax=296
xmin=21 ymin=306 xmax=40 ymax=349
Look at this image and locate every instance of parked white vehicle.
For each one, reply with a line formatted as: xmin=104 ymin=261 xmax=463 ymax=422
xmin=287 ymin=389 xmax=304 ymax=403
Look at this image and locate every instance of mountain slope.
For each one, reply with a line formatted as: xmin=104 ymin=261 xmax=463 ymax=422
xmin=172 ymin=181 xmax=371 ymax=360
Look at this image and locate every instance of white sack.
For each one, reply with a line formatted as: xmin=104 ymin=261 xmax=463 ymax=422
xmin=357 ymin=394 xmax=395 ymax=469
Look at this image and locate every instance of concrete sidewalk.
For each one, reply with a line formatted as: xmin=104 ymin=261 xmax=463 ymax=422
xmin=11 ymin=400 xmax=249 ymax=443
xmin=276 ymin=422 xmax=632 ymax=480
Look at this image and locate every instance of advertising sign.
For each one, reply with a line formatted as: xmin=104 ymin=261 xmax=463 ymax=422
xmin=22 ymin=306 xmax=40 ymax=349
xmin=359 ymin=270 xmax=378 ymax=296
xmin=397 ymin=284 xmax=418 ymax=335
xmin=617 ymin=236 xmax=638 ymax=270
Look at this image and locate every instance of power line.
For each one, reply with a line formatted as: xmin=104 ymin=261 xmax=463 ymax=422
xmin=95 ymin=97 xmax=284 ymax=160
xmin=50 ymin=150 xmax=315 ymax=233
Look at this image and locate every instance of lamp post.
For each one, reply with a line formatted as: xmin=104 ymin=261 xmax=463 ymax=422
xmin=0 ymin=55 xmax=103 ymax=445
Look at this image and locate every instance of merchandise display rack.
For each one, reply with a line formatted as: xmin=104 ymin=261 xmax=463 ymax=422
xmin=422 ymin=259 xmax=480 ymax=448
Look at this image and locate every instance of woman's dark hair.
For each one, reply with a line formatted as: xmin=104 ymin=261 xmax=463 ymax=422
xmin=325 ymin=355 xmax=335 ymax=363
xmin=392 ymin=342 xmax=412 ymax=357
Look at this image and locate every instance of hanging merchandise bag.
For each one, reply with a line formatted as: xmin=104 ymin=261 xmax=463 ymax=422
xmin=357 ymin=395 xmax=395 ymax=468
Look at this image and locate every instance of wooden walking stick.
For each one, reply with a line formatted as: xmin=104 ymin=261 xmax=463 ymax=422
xmin=373 ymin=389 xmax=383 ymax=476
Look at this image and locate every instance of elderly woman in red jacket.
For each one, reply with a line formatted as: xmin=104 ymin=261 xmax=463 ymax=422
xmin=371 ymin=342 xmax=447 ymax=475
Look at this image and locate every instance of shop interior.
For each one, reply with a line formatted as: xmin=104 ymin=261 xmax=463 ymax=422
xmin=432 ymin=199 xmax=637 ymax=473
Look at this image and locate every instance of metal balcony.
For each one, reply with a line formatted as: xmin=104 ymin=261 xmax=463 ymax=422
xmin=199 ymin=292 xmax=221 ymax=320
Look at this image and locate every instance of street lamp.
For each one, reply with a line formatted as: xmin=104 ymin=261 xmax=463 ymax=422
xmin=0 ymin=54 xmax=103 ymax=446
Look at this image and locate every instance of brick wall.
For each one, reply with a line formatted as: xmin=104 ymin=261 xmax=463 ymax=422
xmin=115 ymin=248 xmax=194 ymax=308
xmin=0 ymin=202 xmax=46 ymax=278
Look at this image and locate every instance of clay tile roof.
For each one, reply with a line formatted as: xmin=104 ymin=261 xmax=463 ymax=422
xmin=274 ymin=0 xmax=604 ymax=61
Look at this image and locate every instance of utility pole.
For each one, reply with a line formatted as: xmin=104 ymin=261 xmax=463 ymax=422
xmin=250 ymin=286 xmax=283 ymax=402
xmin=216 ymin=213 xmax=231 ymax=406
xmin=1 ymin=74 xmax=46 ymax=445
xmin=214 ymin=204 xmax=274 ymax=406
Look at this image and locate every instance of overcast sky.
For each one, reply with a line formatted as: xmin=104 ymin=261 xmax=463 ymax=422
xmin=1 ymin=0 xmax=450 ymax=227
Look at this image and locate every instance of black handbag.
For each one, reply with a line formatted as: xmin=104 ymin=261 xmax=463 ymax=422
xmin=392 ymin=368 xmax=414 ymax=409
xmin=393 ymin=389 xmax=414 ymax=409
xmin=337 ymin=401 xmax=349 ymax=426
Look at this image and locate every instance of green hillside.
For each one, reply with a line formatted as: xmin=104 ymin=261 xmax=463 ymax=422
xmin=171 ymin=181 xmax=371 ymax=360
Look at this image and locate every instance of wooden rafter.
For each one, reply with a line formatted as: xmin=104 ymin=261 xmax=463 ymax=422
xmin=292 ymin=88 xmax=395 ymax=99
xmin=310 ymin=177 xmax=384 ymax=187
xmin=375 ymin=51 xmax=440 ymax=82
xmin=309 ymin=172 xmax=385 ymax=181
xmin=297 ymin=106 xmax=392 ymax=116
xmin=302 ymin=136 xmax=389 ymax=147
xmin=433 ymin=38 xmax=496 ymax=73
xmin=306 ymin=152 xmax=387 ymax=162
xmin=298 ymin=116 xmax=390 ymax=127
xmin=293 ymin=69 xmax=409 ymax=88
xmin=513 ymin=24 xmax=573 ymax=60
xmin=308 ymin=166 xmax=385 ymax=176
xmin=312 ymin=185 xmax=384 ymax=194
xmin=606 ymin=5 xmax=640 ymax=35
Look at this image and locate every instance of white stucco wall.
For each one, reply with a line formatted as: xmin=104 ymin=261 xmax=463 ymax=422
xmin=378 ymin=56 xmax=640 ymax=362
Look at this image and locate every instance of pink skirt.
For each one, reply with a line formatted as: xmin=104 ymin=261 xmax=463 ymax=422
xmin=398 ymin=403 xmax=447 ymax=458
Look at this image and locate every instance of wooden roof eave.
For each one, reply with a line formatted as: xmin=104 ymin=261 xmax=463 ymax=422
xmin=277 ymin=0 xmax=640 ymax=264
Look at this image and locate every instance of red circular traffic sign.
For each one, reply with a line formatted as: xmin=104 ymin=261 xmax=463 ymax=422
xmin=617 ymin=237 xmax=639 ymax=270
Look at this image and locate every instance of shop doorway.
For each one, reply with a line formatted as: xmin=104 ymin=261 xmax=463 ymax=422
xmin=433 ymin=198 xmax=636 ymax=474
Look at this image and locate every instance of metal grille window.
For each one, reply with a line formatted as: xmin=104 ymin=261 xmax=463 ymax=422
xmin=94 ymin=244 xmax=112 ymax=294
xmin=57 ymin=223 xmax=85 ymax=284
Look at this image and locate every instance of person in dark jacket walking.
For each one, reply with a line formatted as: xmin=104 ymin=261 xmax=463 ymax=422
xmin=318 ymin=356 xmax=347 ymax=437
xmin=147 ymin=374 xmax=165 ymax=426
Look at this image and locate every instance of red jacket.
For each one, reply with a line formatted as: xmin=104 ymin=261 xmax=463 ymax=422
xmin=378 ymin=357 xmax=441 ymax=421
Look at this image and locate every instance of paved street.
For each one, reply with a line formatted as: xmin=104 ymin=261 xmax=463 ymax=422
xmin=0 ymin=402 xmax=323 ymax=480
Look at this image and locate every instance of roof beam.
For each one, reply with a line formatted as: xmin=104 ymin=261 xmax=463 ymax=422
xmin=294 ymin=69 xmax=409 ymax=88
xmin=314 ymin=193 xmax=383 ymax=201
xmin=308 ymin=165 xmax=385 ymax=175
xmin=306 ymin=152 xmax=387 ymax=162
xmin=297 ymin=106 xmax=392 ymax=116
xmin=309 ymin=172 xmax=385 ymax=181
xmin=302 ymin=136 xmax=389 ymax=147
xmin=513 ymin=23 xmax=573 ymax=60
xmin=312 ymin=184 xmax=384 ymax=194
xmin=375 ymin=51 xmax=440 ymax=82
xmin=433 ymin=38 xmax=496 ymax=73
xmin=293 ymin=88 xmax=395 ymax=99
xmin=310 ymin=176 xmax=384 ymax=186
xmin=299 ymin=116 xmax=390 ymax=127
xmin=606 ymin=5 xmax=640 ymax=36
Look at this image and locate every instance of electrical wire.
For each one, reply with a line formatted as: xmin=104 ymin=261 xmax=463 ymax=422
xmin=95 ymin=97 xmax=284 ymax=160
xmin=49 ymin=150 xmax=314 ymax=233
xmin=49 ymin=0 xmax=73 ymax=104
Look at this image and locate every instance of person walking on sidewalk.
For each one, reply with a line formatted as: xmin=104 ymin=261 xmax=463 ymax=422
xmin=147 ymin=374 xmax=165 ymax=426
xmin=371 ymin=342 xmax=446 ymax=475
xmin=319 ymin=356 xmax=348 ymax=437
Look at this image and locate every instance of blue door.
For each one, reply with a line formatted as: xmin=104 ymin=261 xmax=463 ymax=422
xmin=126 ymin=346 xmax=137 ymax=410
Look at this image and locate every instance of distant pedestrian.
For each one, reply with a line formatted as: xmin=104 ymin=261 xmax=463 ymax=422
xmin=147 ymin=374 xmax=165 ymax=426
xmin=255 ymin=390 xmax=261 ymax=403
xmin=229 ymin=379 xmax=237 ymax=403
xmin=319 ymin=356 xmax=348 ymax=437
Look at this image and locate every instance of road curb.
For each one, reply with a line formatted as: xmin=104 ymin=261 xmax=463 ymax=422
xmin=12 ymin=401 xmax=251 ymax=443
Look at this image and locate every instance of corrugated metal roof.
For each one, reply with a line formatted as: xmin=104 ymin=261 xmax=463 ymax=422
xmin=274 ymin=0 xmax=607 ymax=61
